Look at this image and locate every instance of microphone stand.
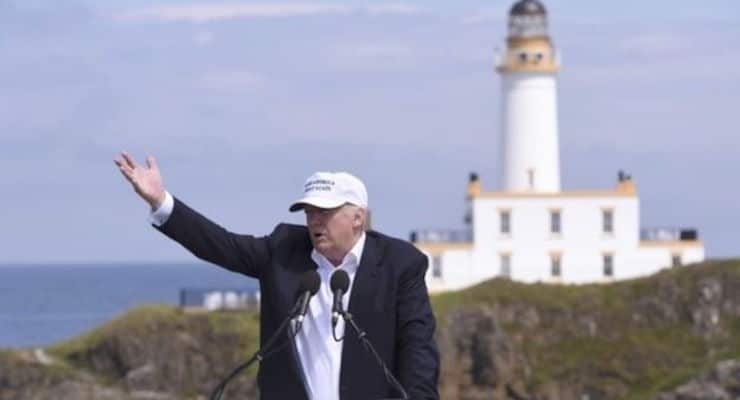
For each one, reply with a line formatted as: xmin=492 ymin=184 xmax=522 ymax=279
xmin=209 ymin=304 xmax=301 ymax=400
xmin=340 ymin=311 xmax=409 ymax=400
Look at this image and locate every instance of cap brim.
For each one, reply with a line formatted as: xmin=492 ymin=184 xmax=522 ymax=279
xmin=289 ymin=197 xmax=346 ymax=212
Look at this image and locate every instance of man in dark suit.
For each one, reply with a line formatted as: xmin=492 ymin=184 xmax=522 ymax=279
xmin=114 ymin=152 xmax=440 ymax=400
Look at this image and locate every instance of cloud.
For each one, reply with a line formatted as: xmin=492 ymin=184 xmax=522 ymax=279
xmin=117 ymin=3 xmax=423 ymax=24
xmin=618 ymin=33 xmax=692 ymax=57
xmin=461 ymin=7 xmax=507 ymax=25
xmin=338 ymin=42 xmax=412 ymax=59
xmin=193 ymin=30 xmax=215 ymax=46
xmin=199 ymin=69 xmax=266 ymax=90
xmin=325 ymin=42 xmax=418 ymax=70
xmin=569 ymin=30 xmax=740 ymax=85
xmin=365 ymin=4 xmax=423 ymax=17
xmin=0 ymin=1 xmax=95 ymax=39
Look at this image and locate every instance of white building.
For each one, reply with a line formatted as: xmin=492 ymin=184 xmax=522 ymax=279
xmin=413 ymin=0 xmax=704 ymax=291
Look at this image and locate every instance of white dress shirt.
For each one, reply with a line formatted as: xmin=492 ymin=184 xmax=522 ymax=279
xmin=149 ymin=191 xmax=365 ymax=400
xmin=149 ymin=191 xmax=175 ymax=227
xmin=295 ymin=234 xmax=364 ymax=400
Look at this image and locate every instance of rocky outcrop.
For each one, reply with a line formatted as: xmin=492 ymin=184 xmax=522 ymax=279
xmin=0 ymin=307 xmax=260 ymax=400
xmin=435 ymin=259 xmax=740 ymax=399
xmin=0 ymin=349 xmax=179 ymax=400
xmin=2 ymin=260 xmax=740 ymax=399
xmin=657 ymin=360 xmax=740 ymax=400
xmin=438 ymin=306 xmax=529 ymax=400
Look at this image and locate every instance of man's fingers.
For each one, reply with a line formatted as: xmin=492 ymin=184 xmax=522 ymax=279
xmin=118 ymin=165 xmax=134 ymax=181
xmin=114 ymin=159 xmax=136 ymax=181
xmin=121 ymin=151 xmax=138 ymax=169
xmin=115 ymin=158 xmax=133 ymax=174
xmin=114 ymin=158 xmax=130 ymax=171
xmin=146 ymin=156 xmax=159 ymax=171
xmin=117 ymin=168 xmax=133 ymax=184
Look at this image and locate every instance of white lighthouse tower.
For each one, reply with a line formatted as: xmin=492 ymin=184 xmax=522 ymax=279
xmin=497 ymin=0 xmax=560 ymax=192
xmin=412 ymin=0 xmax=705 ymax=290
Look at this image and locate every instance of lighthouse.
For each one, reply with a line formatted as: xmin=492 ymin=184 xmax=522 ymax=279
xmin=411 ymin=0 xmax=705 ymax=290
xmin=497 ymin=0 xmax=560 ymax=193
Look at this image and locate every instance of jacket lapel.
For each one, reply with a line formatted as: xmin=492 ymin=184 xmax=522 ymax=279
xmin=286 ymin=245 xmax=319 ymax=400
xmin=347 ymin=234 xmax=381 ymax=318
xmin=339 ymin=233 xmax=383 ymax=397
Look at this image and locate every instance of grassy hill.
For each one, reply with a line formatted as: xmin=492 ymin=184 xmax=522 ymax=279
xmin=3 ymin=259 xmax=740 ymax=399
xmin=433 ymin=259 xmax=740 ymax=399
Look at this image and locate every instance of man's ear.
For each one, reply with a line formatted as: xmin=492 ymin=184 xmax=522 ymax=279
xmin=354 ymin=208 xmax=366 ymax=229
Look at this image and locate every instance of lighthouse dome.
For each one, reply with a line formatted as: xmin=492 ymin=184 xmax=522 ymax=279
xmin=507 ymin=0 xmax=549 ymax=39
xmin=510 ymin=0 xmax=547 ymax=16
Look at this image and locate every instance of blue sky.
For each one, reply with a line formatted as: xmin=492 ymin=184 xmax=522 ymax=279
xmin=1 ymin=0 xmax=738 ymax=263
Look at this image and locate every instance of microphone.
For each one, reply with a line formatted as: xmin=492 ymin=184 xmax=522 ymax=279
xmin=327 ymin=271 xmax=408 ymax=399
xmin=210 ymin=272 xmax=320 ymax=400
xmin=330 ymin=269 xmax=350 ymax=328
xmin=293 ymin=270 xmax=321 ymax=333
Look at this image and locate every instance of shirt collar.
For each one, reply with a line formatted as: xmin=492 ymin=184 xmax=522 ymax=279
xmin=311 ymin=232 xmax=366 ymax=273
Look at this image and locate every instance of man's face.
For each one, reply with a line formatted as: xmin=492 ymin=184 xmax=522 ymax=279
xmin=305 ymin=204 xmax=362 ymax=263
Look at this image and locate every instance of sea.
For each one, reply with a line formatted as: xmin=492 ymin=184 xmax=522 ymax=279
xmin=0 ymin=263 xmax=257 ymax=349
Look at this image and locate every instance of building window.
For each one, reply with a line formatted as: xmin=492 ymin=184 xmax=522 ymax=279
xmin=550 ymin=254 xmax=561 ymax=277
xmin=550 ymin=210 xmax=561 ymax=234
xmin=500 ymin=210 xmax=511 ymax=235
xmin=671 ymin=254 xmax=682 ymax=268
xmin=602 ymin=209 xmax=614 ymax=234
xmin=603 ymin=254 xmax=614 ymax=277
xmin=500 ymin=254 xmax=511 ymax=278
xmin=527 ymin=169 xmax=535 ymax=189
xmin=431 ymin=255 xmax=442 ymax=278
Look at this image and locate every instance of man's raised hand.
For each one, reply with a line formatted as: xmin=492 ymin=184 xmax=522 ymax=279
xmin=114 ymin=152 xmax=166 ymax=210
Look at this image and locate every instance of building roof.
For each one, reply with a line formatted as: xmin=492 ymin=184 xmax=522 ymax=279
xmin=510 ymin=0 xmax=547 ymax=16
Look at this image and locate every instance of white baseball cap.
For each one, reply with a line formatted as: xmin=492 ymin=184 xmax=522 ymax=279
xmin=289 ymin=172 xmax=368 ymax=212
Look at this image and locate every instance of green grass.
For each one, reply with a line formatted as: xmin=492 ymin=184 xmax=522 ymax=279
xmin=49 ymin=304 xmax=186 ymax=359
xmin=431 ymin=258 xmax=740 ymax=399
xmin=48 ymin=304 xmax=262 ymax=383
xmin=0 ymin=347 xmax=78 ymax=381
xmin=26 ymin=259 xmax=740 ymax=399
xmin=204 ymin=310 xmax=261 ymax=364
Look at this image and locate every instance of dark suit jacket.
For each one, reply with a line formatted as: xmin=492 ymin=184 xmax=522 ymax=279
xmin=155 ymin=197 xmax=440 ymax=400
